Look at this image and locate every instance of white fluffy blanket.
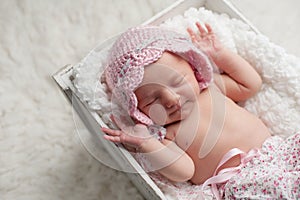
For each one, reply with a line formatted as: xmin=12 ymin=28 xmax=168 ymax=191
xmin=73 ymin=7 xmax=300 ymax=199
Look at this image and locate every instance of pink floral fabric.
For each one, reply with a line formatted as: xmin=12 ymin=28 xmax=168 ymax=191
xmin=134 ymin=134 xmax=300 ymax=199
xmin=223 ymin=133 xmax=300 ymax=199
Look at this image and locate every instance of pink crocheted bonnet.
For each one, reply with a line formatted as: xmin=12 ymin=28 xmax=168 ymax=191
xmin=105 ymin=25 xmax=213 ymax=126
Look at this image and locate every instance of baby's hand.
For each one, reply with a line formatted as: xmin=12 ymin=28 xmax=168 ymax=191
xmin=101 ymin=115 xmax=153 ymax=151
xmin=187 ymin=22 xmax=223 ymax=58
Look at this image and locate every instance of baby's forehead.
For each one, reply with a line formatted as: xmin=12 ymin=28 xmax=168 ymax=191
xmin=141 ymin=63 xmax=180 ymax=84
xmin=142 ymin=63 xmax=183 ymax=85
xmin=142 ymin=52 xmax=190 ymax=81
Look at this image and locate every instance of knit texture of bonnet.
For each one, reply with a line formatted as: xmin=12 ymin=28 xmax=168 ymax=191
xmin=105 ymin=25 xmax=213 ymax=132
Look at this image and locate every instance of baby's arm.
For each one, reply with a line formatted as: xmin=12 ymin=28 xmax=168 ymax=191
xmin=138 ymin=136 xmax=195 ymax=182
xmin=101 ymin=124 xmax=195 ymax=182
xmin=188 ymin=22 xmax=262 ymax=101
xmin=212 ymin=47 xmax=262 ymax=101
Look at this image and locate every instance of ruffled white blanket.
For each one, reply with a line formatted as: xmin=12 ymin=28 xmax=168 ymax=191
xmin=73 ymin=7 xmax=300 ymax=199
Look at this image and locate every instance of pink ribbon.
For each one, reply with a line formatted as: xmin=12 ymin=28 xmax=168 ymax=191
xmin=199 ymin=148 xmax=259 ymax=199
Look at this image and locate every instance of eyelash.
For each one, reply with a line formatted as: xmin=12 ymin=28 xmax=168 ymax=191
xmin=174 ymin=75 xmax=186 ymax=86
xmin=144 ymin=98 xmax=157 ymax=107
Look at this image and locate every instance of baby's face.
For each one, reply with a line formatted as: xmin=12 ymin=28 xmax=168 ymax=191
xmin=134 ymin=52 xmax=200 ymax=125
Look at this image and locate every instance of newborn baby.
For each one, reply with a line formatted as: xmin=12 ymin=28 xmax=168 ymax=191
xmin=102 ymin=23 xmax=300 ymax=199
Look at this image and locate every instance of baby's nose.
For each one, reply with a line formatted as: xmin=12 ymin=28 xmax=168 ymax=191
xmin=163 ymin=89 xmax=180 ymax=109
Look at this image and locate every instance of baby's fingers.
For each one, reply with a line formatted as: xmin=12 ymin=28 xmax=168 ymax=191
xmin=196 ymin=22 xmax=207 ymax=35
xmin=101 ymin=127 xmax=123 ymax=143
xmin=204 ymin=23 xmax=213 ymax=33
xmin=187 ymin=27 xmax=195 ymax=37
xmin=103 ymin=134 xmax=122 ymax=143
xmin=103 ymin=135 xmax=123 ymax=143
xmin=101 ymin=127 xmax=121 ymax=136
xmin=187 ymin=27 xmax=199 ymax=42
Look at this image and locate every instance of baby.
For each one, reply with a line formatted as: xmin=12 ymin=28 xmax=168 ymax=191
xmin=102 ymin=22 xmax=300 ymax=199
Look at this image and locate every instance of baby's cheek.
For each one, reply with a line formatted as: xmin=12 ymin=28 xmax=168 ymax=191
xmin=148 ymin=104 xmax=168 ymax=125
xmin=181 ymin=85 xmax=198 ymax=101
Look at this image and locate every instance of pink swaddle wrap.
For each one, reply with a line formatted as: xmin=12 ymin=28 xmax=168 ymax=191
xmin=105 ymin=25 xmax=213 ymax=139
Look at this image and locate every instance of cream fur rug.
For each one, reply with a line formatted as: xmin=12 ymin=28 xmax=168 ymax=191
xmin=0 ymin=0 xmax=299 ymax=200
xmin=0 ymin=0 xmax=175 ymax=199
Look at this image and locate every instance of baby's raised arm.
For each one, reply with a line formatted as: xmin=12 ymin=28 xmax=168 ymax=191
xmin=101 ymin=118 xmax=195 ymax=182
xmin=188 ymin=22 xmax=262 ymax=101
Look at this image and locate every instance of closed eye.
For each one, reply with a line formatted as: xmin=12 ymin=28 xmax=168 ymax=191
xmin=144 ymin=98 xmax=157 ymax=108
xmin=172 ymin=75 xmax=186 ymax=86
